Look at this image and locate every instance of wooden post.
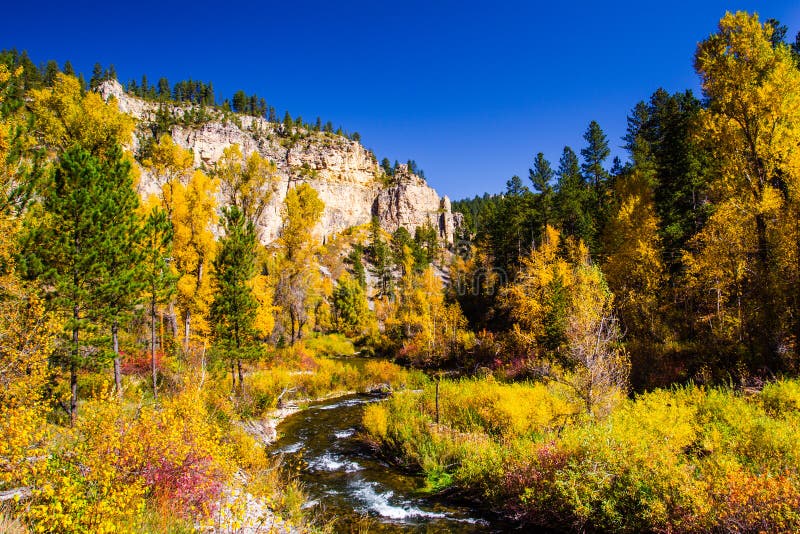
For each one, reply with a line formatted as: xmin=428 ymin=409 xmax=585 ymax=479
xmin=435 ymin=376 xmax=440 ymax=424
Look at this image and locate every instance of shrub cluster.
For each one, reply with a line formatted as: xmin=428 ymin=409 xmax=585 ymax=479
xmin=364 ymin=378 xmax=800 ymax=532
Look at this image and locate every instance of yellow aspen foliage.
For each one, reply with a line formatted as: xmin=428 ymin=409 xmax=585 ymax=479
xmin=250 ymin=272 xmax=277 ymax=339
xmin=692 ymin=12 xmax=800 ymax=361
xmin=314 ymin=274 xmax=335 ymax=333
xmin=274 ymin=183 xmax=324 ymax=343
xmin=29 ymin=73 xmax=134 ymax=156
xmin=695 ymin=12 xmax=800 ymax=201
xmin=0 ymin=87 xmax=59 ymax=488
xmin=603 ymin=169 xmax=665 ymax=339
xmin=172 ymin=169 xmax=218 ymax=347
xmin=501 ymin=226 xmax=628 ymax=416
xmin=24 ymin=388 xmax=235 ymax=533
xmin=0 ymin=274 xmax=58 ymax=492
xmin=215 ymin=144 xmax=278 ymax=229
xmin=501 ymin=225 xmax=572 ymax=350
xmin=682 ymin=200 xmax=757 ymax=345
xmin=143 ymin=134 xmax=194 ymax=214
xmin=388 ymin=245 xmax=472 ymax=366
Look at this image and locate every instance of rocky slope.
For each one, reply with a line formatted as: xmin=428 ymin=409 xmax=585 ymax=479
xmin=98 ymin=80 xmax=459 ymax=244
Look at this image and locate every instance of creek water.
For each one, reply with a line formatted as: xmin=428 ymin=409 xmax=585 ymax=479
xmin=267 ymin=392 xmax=513 ymax=532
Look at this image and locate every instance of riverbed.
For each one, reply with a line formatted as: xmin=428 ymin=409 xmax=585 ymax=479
xmin=268 ymin=393 xmax=513 ymax=532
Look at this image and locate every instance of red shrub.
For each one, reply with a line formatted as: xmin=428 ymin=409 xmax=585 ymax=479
xmin=120 ymin=350 xmax=163 ymax=375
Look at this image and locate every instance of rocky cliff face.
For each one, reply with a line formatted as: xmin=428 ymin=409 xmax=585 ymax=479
xmin=99 ymin=80 xmax=458 ymax=244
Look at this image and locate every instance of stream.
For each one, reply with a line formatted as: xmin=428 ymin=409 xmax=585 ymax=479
xmin=268 ymin=393 xmax=513 ymax=532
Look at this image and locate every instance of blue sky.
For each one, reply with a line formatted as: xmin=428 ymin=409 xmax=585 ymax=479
xmin=3 ymin=1 xmax=800 ymax=199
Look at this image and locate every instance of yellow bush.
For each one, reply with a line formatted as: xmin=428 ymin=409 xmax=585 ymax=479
xmin=364 ymin=378 xmax=800 ymax=532
xmin=363 ymin=404 xmax=389 ymax=441
xmin=23 ymin=388 xmax=237 ymax=532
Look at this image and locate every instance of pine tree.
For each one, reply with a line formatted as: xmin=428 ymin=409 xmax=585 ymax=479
xmin=211 ymin=206 xmax=258 ymax=392
xmin=530 ymin=152 xmax=555 ymax=230
xmin=42 ymin=60 xmax=59 ymax=86
xmin=554 ymin=146 xmax=593 ymax=247
xmin=580 ymin=121 xmax=611 ymax=244
xmin=581 ymin=120 xmax=610 ymax=190
xmin=348 ymin=244 xmax=367 ymax=287
xmin=90 ymin=62 xmax=103 ymax=89
xmin=482 ymin=176 xmax=535 ymax=274
xmin=157 ymin=77 xmax=170 ymax=99
xmin=369 ymin=217 xmax=393 ymax=297
xmin=94 ymin=145 xmax=143 ymax=397
xmin=332 ymin=272 xmax=371 ymax=337
xmin=232 ymin=90 xmax=247 ymax=113
xmin=21 ymin=146 xmax=133 ymax=420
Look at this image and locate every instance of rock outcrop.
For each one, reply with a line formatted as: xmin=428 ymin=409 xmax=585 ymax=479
xmin=99 ymin=80 xmax=459 ymax=244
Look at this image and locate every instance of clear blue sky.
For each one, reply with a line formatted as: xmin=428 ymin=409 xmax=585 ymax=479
xmin=3 ymin=1 xmax=800 ymax=199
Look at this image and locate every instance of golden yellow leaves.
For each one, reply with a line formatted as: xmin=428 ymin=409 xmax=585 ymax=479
xmin=172 ymin=169 xmax=219 ymax=344
xmin=30 ymin=73 xmax=134 ymax=156
xmin=216 ymin=144 xmax=278 ymax=229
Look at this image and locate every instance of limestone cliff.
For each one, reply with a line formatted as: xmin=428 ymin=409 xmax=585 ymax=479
xmin=98 ymin=80 xmax=458 ymax=244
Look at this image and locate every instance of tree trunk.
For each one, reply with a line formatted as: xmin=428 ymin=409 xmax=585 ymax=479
xmin=183 ymin=310 xmax=191 ymax=354
xmin=151 ymin=295 xmax=158 ymax=400
xmin=168 ymin=301 xmax=179 ymax=341
xmin=112 ymin=320 xmax=122 ymax=399
xmin=231 ymin=361 xmax=236 ymax=392
xmin=796 ymin=222 xmax=800 ymax=361
xmin=755 ymin=213 xmax=777 ymax=367
xmin=71 ymin=304 xmax=79 ymax=425
xmin=289 ymin=309 xmax=296 ymax=345
xmin=237 ymin=359 xmax=244 ymax=395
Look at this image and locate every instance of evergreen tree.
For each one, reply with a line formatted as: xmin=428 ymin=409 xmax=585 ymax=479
xmin=381 ymin=157 xmax=393 ymax=177
xmin=581 ymin=120 xmax=611 ymax=190
xmin=90 ymin=62 xmax=103 ymax=89
xmin=232 ymin=90 xmax=247 ymax=113
xmin=369 ymin=217 xmax=393 ymax=297
xmin=765 ymin=17 xmax=788 ymax=47
xmin=347 ymin=244 xmax=367 ymax=287
xmin=481 ymin=176 xmax=535 ymax=274
xmin=530 ymin=152 xmax=555 ymax=229
xmin=390 ymin=227 xmax=414 ymax=269
xmin=157 ymin=77 xmax=170 ymax=99
xmin=211 ymin=206 xmax=258 ymax=392
xmin=94 ymin=145 xmax=143 ymax=397
xmin=332 ymin=272 xmax=371 ymax=337
xmin=42 ymin=60 xmax=59 ymax=86
xmin=625 ymin=89 xmax=709 ymax=262
xmin=21 ymin=146 xmax=132 ymax=421
xmin=554 ymin=146 xmax=593 ymax=247
xmin=414 ymin=222 xmax=439 ymax=266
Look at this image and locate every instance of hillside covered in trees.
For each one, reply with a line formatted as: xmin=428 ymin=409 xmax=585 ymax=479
xmin=2 ymin=10 xmax=800 ymax=534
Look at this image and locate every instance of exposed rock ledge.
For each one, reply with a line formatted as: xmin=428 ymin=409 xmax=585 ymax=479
xmin=98 ymin=80 xmax=459 ymax=244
